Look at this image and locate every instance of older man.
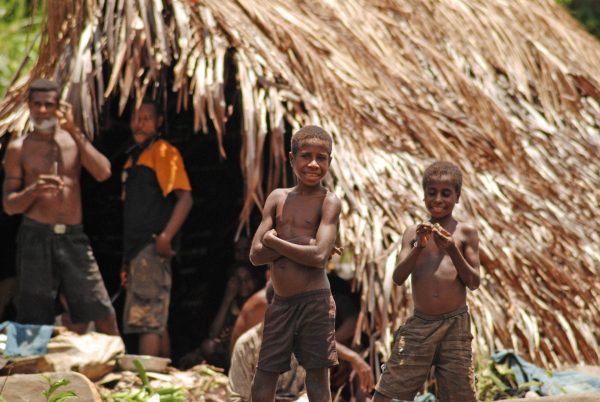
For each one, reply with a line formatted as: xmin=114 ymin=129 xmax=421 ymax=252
xmin=2 ymin=79 xmax=118 ymax=335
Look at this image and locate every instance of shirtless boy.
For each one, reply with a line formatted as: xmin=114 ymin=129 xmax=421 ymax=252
xmin=373 ymin=160 xmax=480 ymax=402
xmin=249 ymin=125 xmax=341 ymax=402
xmin=2 ymin=79 xmax=118 ymax=335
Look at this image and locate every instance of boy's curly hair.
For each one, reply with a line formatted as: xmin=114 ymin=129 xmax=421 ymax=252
xmin=422 ymin=161 xmax=462 ymax=193
xmin=291 ymin=125 xmax=333 ymax=155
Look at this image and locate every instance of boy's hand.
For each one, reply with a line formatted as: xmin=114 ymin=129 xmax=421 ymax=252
xmin=262 ymin=229 xmax=278 ymax=246
xmin=432 ymin=224 xmax=453 ymax=251
xmin=155 ymin=232 xmax=176 ymax=257
xmin=415 ymin=222 xmax=433 ymax=248
xmin=290 ymin=236 xmax=342 ymax=258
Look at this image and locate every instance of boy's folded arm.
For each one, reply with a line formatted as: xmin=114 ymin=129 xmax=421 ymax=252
xmin=264 ymin=194 xmax=341 ymax=268
xmin=250 ymin=242 xmax=281 ymax=265
xmin=249 ymin=191 xmax=283 ymax=266
xmin=448 ymin=225 xmax=481 ymax=290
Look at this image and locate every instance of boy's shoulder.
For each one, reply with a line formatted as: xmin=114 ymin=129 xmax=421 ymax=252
xmin=403 ymin=222 xmax=419 ymax=233
xmin=263 ymin=188 xmax=291 ymax=209
xmin=323 ymin=189 xmax=341 ymax=205
xmin=455 ymin=219 xmax=478 ymax=234
xmin=267 ymin=187 xmax=292 ymax=199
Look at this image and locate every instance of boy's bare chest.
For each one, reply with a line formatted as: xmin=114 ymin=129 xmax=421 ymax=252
xmin=413 ymin=240 xmax=465 ymax=278
xmin=275 ymin=195 xmax=323 ymax=235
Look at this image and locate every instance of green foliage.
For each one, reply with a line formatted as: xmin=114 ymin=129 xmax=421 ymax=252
xmin=41 ymin=375 xmax=78 ymax=402
xmin=475 ymin=355 xmax=543 ymax=401
xmin=557 ymin=0 xmax=600 ymax=39
xmin=0 ymin=0 xmax=44 ymax=97
xmin=102 ymin=359 xmax=187 ymax=402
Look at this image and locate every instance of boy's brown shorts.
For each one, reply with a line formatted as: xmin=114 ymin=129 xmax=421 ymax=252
xmin=257 ymin=289 xmax=338 ymax=373
xmin=123 ymin=243 xmax=171 ymax=334
xmin=375 ymin=306 xmax=477 ymax=402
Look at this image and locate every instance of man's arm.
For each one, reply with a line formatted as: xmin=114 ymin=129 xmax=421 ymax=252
xmin=436 ymin=223 xmax=480 ymax=290
xmin=2 ymin=141 xmax=63 ymax=215
xmin=249 ymin=190 xmax=283 ymax=266
xmin=155 ymin=189 xmax=193 ymax=257
xmin=335 ymin=342 xmax=374 ymax=393
xmin=229 ymin=289 xmax=268 ymax=354
xmin=208 ymin=274 xmax=239 ymax=338
xmin=392 ymin=223 xmax=430 ymax=286
xmin=58 ymin=101 xmax=111 ymax=182
xmin=262 ymin=192 xmax=341 ymax=269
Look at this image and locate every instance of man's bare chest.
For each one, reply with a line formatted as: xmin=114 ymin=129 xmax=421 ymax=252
xmin=22 ymin=138 xmax=78 ymax=176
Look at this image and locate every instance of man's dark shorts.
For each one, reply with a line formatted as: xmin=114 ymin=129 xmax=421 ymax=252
xmin=123 ymin=243 xmax=171 ymax=334
xmin=15 ymin=217 xmax=115 ymax=325
xmin=375 ymin=306 xmax=477 ymax=402
xmin=257 ymin=289 xmax=338 ymax=373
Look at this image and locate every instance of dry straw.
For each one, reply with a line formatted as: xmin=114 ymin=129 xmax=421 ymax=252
xmin=1 ymin=0 xmax=598 ymax=370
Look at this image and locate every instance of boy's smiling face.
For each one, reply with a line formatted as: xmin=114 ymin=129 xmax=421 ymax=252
xmin=289 ymin=138 xmax=332 ymax=187
xmin=424 ymin=174 xmax=460 ymax=220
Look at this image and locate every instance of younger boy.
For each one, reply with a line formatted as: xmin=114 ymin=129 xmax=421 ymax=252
xmin=121 ymin=99 xmax=193 ymax=357
xmin=373 ymin=161 xmax=480 ymax=402
xmin=249 ymin=125 xmax=341 ymax=402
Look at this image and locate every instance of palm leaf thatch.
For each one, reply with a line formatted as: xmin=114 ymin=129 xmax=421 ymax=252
xmin=0 ymin=0 xmax=598 ymax=370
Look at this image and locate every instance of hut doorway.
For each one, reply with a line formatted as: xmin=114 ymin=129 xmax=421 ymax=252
xmin=81 ymin=84 xmax=265 ymax=364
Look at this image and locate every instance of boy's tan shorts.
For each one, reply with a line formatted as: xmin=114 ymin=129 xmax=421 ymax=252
xmin=123 ymin=243 xmax=171 ymax=334
xmin=257 ymin=289 xmax=338 ymax=373
xmin=375 ymin=306 xmax=477 ymax=402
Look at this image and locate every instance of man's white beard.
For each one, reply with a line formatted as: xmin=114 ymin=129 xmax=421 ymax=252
xmin=31 ymin=117 xmax=57 ymax=132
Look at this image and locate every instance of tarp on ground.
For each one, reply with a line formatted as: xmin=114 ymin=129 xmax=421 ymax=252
xmin=492 ymin=350 xmax=600 ymax=396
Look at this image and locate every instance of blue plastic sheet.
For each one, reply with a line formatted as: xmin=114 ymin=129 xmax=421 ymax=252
xmin=0 ymin=321 xmax=54 ymax=357
xmin=492 ymin=350 xmax=600 ymax=396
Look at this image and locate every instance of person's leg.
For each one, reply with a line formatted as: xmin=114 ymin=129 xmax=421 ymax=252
xmin=373 ymin=315 xmax=443 ymax=402
xmin=160 ymin=329 xmax=171 ymax=358
xmin=15 ymin=221 xmax=57 ymax=324
xmin=94 ymin=313 xmax=119 ymax=336
xmin=62 ymin=310 xmax=89 ymax=334
xmin=64 ymin=321 xmax=88 ymax=334
xmin=434 ymin=312 xmax=477 ymax=402
xmin=58 ymin=293 xmax=90 ymax=334
xmin=305 ymin=367 xmax=331 ymax=402
xmin=251 ymin=369 xmax=279 ymax=402
xmin=139 ymin=332 xmax=162 ymax=356
xmin=0 ymin=277 xmax=17 ymax=321
xmin=59 ymin=229 xmax=117 ymax=334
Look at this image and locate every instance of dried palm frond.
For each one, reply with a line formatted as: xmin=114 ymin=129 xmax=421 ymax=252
xmin=0 ymin=0 xmax=598 ymax=369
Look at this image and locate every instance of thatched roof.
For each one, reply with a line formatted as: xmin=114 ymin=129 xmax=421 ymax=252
xmin=1 ymin=0 xmax=598 ymax=369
